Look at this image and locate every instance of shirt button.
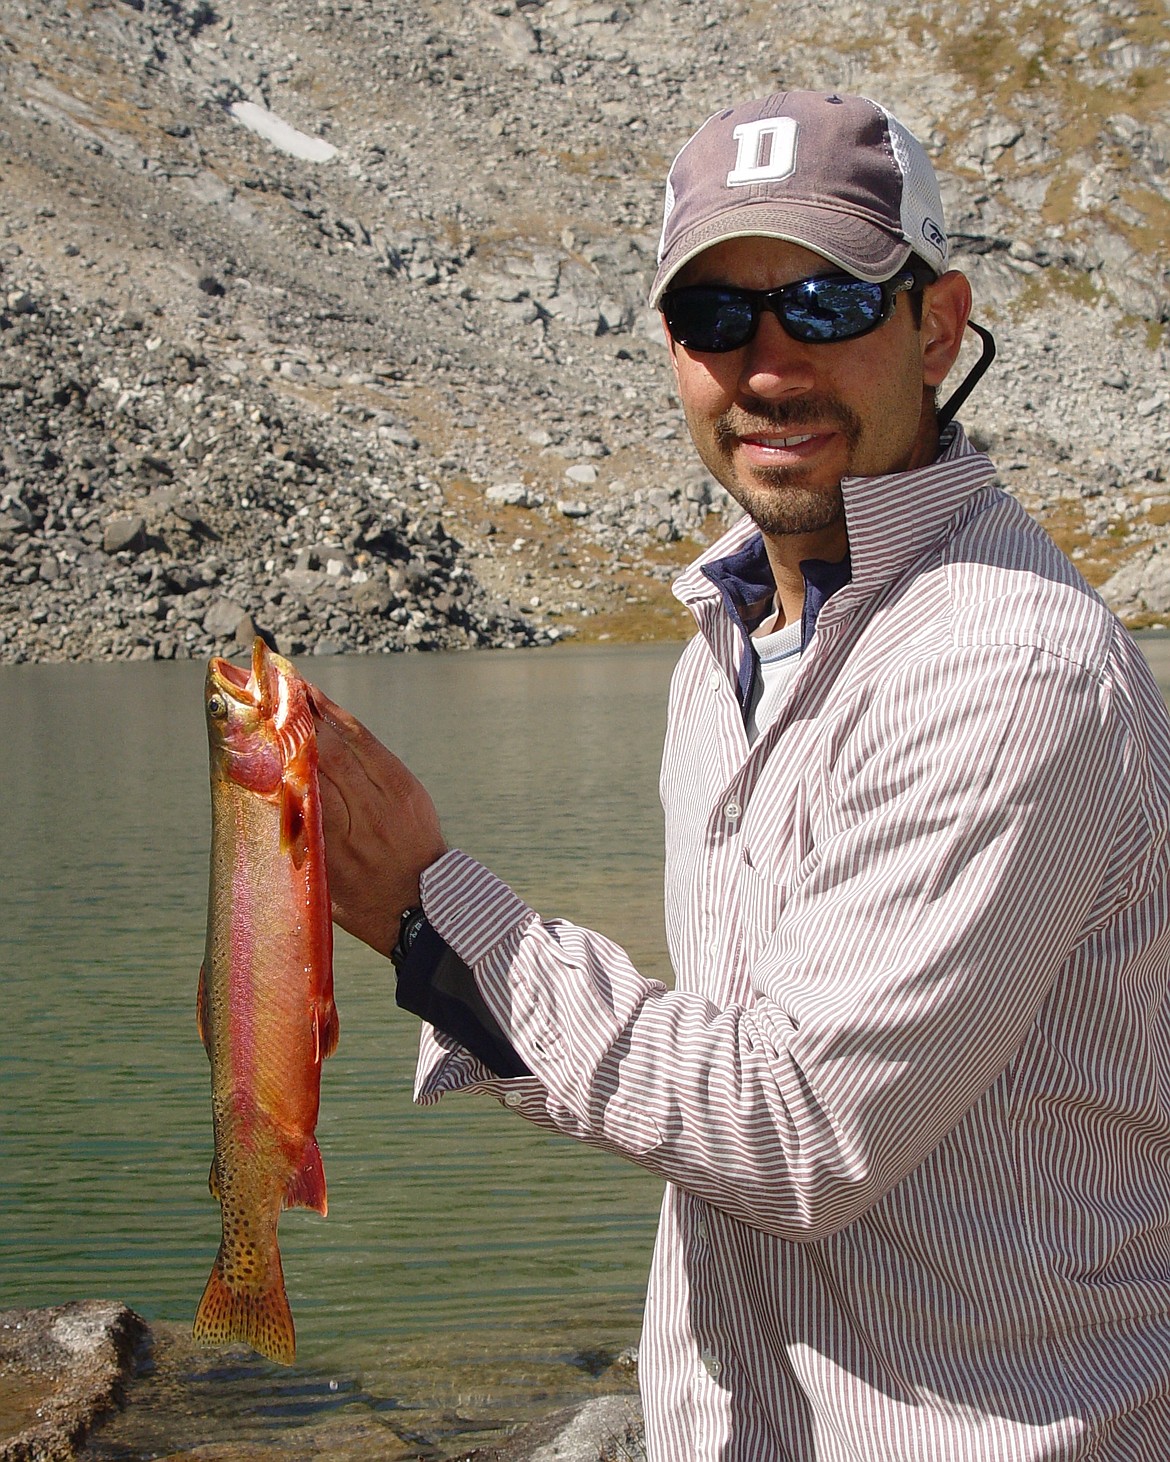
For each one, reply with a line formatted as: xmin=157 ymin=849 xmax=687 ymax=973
xmin=700 ymin=1350 xmax=722 ymax=1380
xmin=723 ymin=799 xmax=741 ymax=821
xmin=695 ymin=1217 xmax=709 ymax=1243
xmin=707 ymin=669 xmax=721 ymax=690
xmin=503 ymin=1091 xmax=524 ymax=1108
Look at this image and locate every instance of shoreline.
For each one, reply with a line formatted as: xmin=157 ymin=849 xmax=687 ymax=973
xmin=0 ymin=1304 xmax=645 ymax=1462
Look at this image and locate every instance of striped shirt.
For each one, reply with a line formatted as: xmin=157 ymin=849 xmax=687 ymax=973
xmin=413 ymin=424 xmax=1170 ymax=1459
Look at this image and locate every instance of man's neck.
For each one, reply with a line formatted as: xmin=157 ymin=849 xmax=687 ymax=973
xmin=763 ymin=522 xmax=849 ymax=628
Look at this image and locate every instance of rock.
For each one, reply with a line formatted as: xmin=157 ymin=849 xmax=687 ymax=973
xmin=0 ymin=1301 xmax=147 ymax=1462
xmin=232 ymin=611 xmax=262 ymax=649
xmin=202 ymin=597 xmax=248 ymax=638
xmin=101 ymin=516 xmax=146 ymax=555
xmin=463 ymin=1395 xmax=645 ymax=1462
xmin=350 ymin=575 xmax=395 ymax=614
xmin=377 ymin=423 xmax=419 ymax=450
xmin=0 ymin=497 xmax=35 ymax=534
xmin=487 ymin=483 xmax=536 ymax=507
xmin=1100 ymin=539 xmax=1170 ymax=616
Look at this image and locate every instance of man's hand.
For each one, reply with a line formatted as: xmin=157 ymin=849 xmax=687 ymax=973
xmin=309 ymin=685 xmax=448 ymax=958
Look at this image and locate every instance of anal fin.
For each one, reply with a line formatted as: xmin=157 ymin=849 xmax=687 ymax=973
xmin=283 ymin=1136 xmax=327 ymax=1217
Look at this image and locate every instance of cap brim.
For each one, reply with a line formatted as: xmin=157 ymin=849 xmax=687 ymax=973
xmin=649 ymin=202 xmax=912 ymax=306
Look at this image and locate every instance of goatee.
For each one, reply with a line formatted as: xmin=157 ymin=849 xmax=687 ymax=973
xmin=714 ymin=397 xmax=862 ymax=538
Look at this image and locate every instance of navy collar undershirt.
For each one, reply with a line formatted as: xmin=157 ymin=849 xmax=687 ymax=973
xmin=701 ymin=537 xmax=852 ymax=709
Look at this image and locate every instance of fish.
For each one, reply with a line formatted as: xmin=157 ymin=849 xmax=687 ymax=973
xmin=193 ymin=637 xmax=338 ymax=1366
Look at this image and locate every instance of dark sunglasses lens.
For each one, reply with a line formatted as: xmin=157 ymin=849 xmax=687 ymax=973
xmin=783 ymin=277 xmax=886 ymax=342
xmin=665 ymin=288 xmax=756 ymax=352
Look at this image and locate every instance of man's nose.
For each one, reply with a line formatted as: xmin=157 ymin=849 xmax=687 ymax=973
xmin=737 ymin=308 xmax=816 ymax=400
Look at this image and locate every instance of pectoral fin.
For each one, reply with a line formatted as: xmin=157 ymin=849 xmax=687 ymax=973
xmin=280 ymin=780 xmax=307 ymax=867
xmin=311 ymin=1001 xmax=340 ymax=1064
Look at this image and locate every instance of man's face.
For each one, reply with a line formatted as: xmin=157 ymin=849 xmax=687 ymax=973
xmin=664 ymin=237 xmax=944 ymax=555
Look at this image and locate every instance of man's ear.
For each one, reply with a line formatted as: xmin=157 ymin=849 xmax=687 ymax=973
xmin=920 ymin=270 xmax=972 ymax=389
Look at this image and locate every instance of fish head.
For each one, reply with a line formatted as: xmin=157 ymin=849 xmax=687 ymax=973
xmin=205 ymin=638 xmax=314 ymax=794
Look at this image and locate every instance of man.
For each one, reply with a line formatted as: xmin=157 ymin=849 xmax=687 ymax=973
xmin=313 ymin=92 xmax=1170 ymax=1459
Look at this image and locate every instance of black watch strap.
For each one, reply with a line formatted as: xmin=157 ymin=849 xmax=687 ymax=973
xmin=391 ymin=906 xmax=428 ymax=970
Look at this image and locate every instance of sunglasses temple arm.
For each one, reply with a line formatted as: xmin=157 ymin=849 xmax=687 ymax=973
xmin=937 ymin=321 xmax=997 ymax=430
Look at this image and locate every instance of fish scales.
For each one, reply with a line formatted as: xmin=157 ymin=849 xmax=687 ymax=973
xmin=194 ymin=638 xmax=338 ymax=1365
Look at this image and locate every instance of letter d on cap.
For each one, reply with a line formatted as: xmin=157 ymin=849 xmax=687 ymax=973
xmin=726 ymin=117 xmax=798 ymax=187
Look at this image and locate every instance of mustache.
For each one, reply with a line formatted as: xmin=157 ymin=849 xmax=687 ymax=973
xmin=715 ymin=396 xmax=862 ymax=447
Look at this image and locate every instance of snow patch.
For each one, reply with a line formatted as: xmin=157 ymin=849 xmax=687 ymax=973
xmin=227 ymin=101 xmax=338 ymax=163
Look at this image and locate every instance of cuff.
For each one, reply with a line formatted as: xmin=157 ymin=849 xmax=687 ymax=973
xmin=421 ymin=849 xmax=538 ymax=965
xmin=395 ymin=916 xmax=531 ymax=1080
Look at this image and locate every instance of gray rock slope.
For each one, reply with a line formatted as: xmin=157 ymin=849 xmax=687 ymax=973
xmin=1 ymin=0 xmax=1167 ymax=662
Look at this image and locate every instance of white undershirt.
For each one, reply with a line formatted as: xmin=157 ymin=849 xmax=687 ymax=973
xmin=746 ymin=611 xmax=803 ymax=744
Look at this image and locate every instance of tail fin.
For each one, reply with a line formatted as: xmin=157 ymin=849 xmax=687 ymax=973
xmin=192 ymin=1251 xmax=296 ymax=1366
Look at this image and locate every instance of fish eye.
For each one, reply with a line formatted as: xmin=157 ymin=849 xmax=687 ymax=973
xmin=207 ymin=693 xmax=229 ymax=719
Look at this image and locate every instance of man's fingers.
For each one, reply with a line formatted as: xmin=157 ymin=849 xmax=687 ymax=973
xmin=308 ymin=682 xmax=358 ymax=734
xmin=313 ymin=741 xmax=354 ymax=838
xmin=303 ymin=681 xmax=446 ymax=953
xmin=309 ymin=682 xmax=415 ymax=795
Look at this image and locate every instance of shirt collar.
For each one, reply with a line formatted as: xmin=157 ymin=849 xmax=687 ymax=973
xmin=673 ymin=424 xmax=998 ymax=705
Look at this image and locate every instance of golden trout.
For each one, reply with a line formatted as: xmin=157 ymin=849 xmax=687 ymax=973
xmin=194 ymin=637 xmax=338 ymax=1365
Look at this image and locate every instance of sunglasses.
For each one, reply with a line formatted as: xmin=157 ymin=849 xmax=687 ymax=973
xmin=661 ymin=267 xmax=926 ymax=353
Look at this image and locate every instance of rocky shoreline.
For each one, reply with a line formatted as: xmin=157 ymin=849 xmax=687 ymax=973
xmin=0 ymin=1304 xmax=645 ymax=1462
xmin=1 ymin=0 xmax=1168 ymax=666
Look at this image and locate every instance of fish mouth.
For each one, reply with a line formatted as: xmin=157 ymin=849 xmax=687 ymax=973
xmin=207 ymin=638 xmax=297 ymax=732
xmin=207 ymin=651 xmax=259 ymax=708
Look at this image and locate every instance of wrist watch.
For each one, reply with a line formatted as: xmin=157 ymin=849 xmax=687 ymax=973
xmin=391 ymin=906 xmax=428 ymax=970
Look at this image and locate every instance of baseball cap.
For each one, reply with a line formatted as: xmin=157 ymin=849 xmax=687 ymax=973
xmin=649 ymin=91 xmax=948 ymax=306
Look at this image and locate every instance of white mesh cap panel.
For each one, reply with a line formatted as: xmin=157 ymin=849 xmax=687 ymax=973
xmin=884 ymin=111 xmax=949 ymax=272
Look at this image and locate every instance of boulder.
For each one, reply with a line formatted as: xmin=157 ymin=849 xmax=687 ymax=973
xmin=1099 ymin=539 xmax=1170 ymax=616
xmin=0 ymin=1301 xmax=146 ymax=1462
xmin=101 ymin=516 xmax=146 ymax=555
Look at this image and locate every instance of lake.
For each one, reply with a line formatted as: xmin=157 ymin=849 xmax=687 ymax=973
xmin=4 ymin=634 xmax=1170 ymax=1458
xmin=0 ymin=643 xmax=683 ymax=1456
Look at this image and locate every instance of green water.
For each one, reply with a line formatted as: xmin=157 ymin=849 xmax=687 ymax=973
xmin=0 ymin=644 xmax=682 ymax=1454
